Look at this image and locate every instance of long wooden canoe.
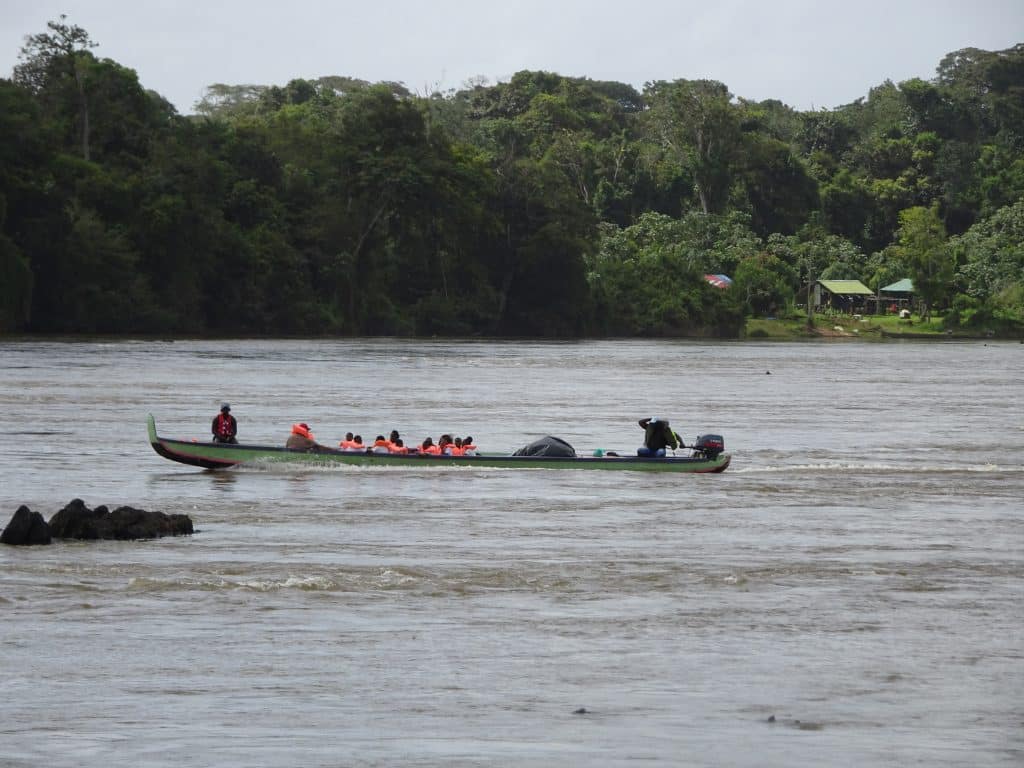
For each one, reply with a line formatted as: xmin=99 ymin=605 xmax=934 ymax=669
xmin=147 ymin=415 xmax=731 ymax=473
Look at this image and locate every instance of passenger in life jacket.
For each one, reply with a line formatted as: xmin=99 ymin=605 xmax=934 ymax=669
xmin=371 ymin=435 xmax=390 ymax=453
xmin=389 ymin=438 xmax=409 ymax=454
xmin=420 ymin=437 xmax=441 ymax=455
xmin=212 ymin=403 xmax=238 ymax=444
xmin=462 ymin=436 xmax=477 ymax=455
xmin=339 ymin=432 xmax=361 ymax=450
xmin=637 ymin=417 xmax=679 ymax=457
xmin=286 ymin=422 xmax=321 ymax=450
xmin=388 ymin=430 xmax=400 ymax=449
xmin=448 ymin=437 xmax=465 ymax=456
xmin=438 ymin=434 xmax=454 ymax=454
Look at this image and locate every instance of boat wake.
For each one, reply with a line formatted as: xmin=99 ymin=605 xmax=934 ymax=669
xmin=731 ymin=462 xmax=1021 ymax=474
xmin=129 ymin=574 xmax=339 ymax=592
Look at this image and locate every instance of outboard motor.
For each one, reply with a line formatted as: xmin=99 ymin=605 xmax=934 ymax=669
xmin=692 ymin=434 xmax=724 ymax=459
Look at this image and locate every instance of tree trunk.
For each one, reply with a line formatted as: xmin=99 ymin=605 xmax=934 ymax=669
xmin=696 ymin=183 xmax=710 ymax=215
xmin=806 ymin=272 xmax=816 ymax=329
xmin=75 ymin=59 xmax=90 ymax=161
xmin=346 ymin=200 xmax=390 ymax=326
xmin=494 ymin=222 xmax=515 ymax=333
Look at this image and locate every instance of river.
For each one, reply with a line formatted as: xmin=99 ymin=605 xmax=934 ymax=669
xmin=0 ymin=338 xmax=1021 ymax=767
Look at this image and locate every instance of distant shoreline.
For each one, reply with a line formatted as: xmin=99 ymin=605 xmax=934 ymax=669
xmin=744 ymin=315 xmax=1023 ymax=341
xmin=1 ymin=325 xmax=1021 ymax=343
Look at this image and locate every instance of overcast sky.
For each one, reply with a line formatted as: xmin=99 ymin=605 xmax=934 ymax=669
xmin=2 ymin=0 xmax=1022 ymax=114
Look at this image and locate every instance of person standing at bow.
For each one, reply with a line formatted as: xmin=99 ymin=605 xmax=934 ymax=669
xmin=212 ymin=403 xmax=238 ymax=444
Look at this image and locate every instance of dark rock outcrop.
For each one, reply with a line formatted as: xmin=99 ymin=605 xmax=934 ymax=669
xmin=46 ymin=498 xmax=107 ymax=539
xmin=2 ymin=499 xmax=193 ymax=545
xmin=48 ymin=499 xmax=193 ymax=540
xmin=0 ymin=505 xmax=52 ymax=546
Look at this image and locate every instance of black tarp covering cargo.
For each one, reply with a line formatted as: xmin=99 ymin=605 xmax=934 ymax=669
xmin=512 ymin=436 xmax=576 ymax=457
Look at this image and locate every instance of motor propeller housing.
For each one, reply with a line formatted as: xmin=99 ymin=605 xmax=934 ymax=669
xmin=693 ymin=434 xmax=725 ymax=458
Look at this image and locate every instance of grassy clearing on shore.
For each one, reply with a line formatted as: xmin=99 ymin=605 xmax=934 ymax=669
xmin=744 ymin=313 xmax=947 ymax=340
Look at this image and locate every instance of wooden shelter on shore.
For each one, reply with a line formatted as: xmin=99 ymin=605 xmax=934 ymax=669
xmin=814 ymin=280 xmax=875 ymax=314
xmin=877 ymin=278 xmax=915 ymax=314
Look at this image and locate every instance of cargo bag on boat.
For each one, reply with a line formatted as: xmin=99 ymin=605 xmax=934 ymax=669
xmin=512 ymin=436 xmax=576 ymax=457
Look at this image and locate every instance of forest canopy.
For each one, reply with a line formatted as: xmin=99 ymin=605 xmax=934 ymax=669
xmin=2 ymin=17 xmax=1022 ymax=336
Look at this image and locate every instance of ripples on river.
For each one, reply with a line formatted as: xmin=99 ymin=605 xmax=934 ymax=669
xmin=0 ymin=339 xmax=1021 ymax=767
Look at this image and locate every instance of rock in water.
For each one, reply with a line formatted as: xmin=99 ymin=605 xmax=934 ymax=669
xmin=103 ymin=505 xmax=193 ymax=539
xmin=47 ymin=499 xmax=193 ymax=540
xmin=47 ymin=498 xmax=107 ymax=539
xmin=1 ymin=505 xmax=52 ymax=546
xmin=5 ymin=500 xmax=192 ymax=544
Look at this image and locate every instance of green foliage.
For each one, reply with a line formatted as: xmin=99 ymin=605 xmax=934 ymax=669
xmin=1 ymin=17 xmax=1022 ymax=338
xmin=737 ymin=133 xmax=818 ymax=236
xmin=895 ymin=204 xmax=953 ymax=319
xmin=864 ymin=245 xmax=911 ymax=293
xmin=588 ymin=213 xmax=747 ymax=335
xmin=733 ymin=252 xmax=795 ymax=315
xmin=643 ymin=79 xmax=741 ymax=214
xmin=0 ymin=234 xmax=33 ymax=331
xmin=764 ymin=224 xmax=867 ymax=292
xmin=950 ymin=200 xmax=1024 ymax=326
xmin=13 ymin=15 xmax=99 ymax=160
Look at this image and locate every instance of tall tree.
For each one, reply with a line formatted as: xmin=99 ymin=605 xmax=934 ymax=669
xmin=896 ymin=204 xmax=952 ymax=320
xmin=644 ymin=79 xmax=741 ymax=214
xmin=13 ymin=15 xmax=97 ymax=160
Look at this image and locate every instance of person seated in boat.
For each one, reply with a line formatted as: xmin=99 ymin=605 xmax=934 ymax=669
xmin=339 ymin=432 xmax=361 ymax=450
xmin=371 ymin=435 xmax=391 ymax=453
xmin=637 ymin=417 xmax=679 ymax=457
xmin=388 ymin=429 xmax=400 ymax=448
xmin=212 ymin=403 xmax=238 ymax=444
xmin=389 ymin=438 xmax=409 ymax=454
xmin=462 ymin=436 xmax=477 ymax=455
xmin=447 ymin=437 xmax=465 ymax=456
xmin=286 ymin=422 xmax=321 ymax=450
xmin=420 ymin=436 xmax=441 ymax=455
xmin=438 ymin=434 xmax=455 ymax=455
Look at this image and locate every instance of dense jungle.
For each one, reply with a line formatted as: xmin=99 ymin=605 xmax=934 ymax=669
xmin=1 ymin=18 xmax=1022 ymax=337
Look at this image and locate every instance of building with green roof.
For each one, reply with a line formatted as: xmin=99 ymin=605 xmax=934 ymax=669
xmin=879 ymin=279 xmax=914 ymax=314
xmin=881 ymin=278 xmax=914 ymax=293
xmin=814 ymin=279 xmax=875 ymax=313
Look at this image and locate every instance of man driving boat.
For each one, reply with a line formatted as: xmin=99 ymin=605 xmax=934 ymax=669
xmin=637 ymin=417 xmax=679 ymax=457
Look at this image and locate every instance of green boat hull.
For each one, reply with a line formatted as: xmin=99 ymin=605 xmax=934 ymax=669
xmin=147 ymin=415 xmax=731 ymax=473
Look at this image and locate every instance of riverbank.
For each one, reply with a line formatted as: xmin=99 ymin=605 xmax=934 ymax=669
xmin=2 ymin=315 xmax=1021 ymax=343
xmin=745 ymin=314 xmax=1021 ymax=341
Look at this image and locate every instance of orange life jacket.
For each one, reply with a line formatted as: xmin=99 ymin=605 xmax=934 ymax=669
xmin=461 ymin=442 xmax=476 ymax=452
xmin=389 ymin=445 xmax=408 ymax=454
xmin=291 ymin=423 xmax=313 ymax=440
xmin=422 ymin=445 xmax=441 ymax=455
xmin=339 ymin=439 xmax=360 ymax=449
xmin=448 ymin=445 xmax=465 ymax=456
